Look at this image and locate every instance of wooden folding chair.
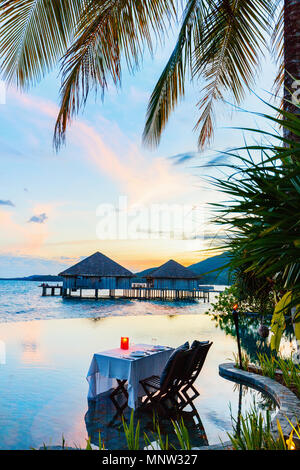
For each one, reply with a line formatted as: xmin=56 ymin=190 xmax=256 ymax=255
xmin=139 ymin=349 xmax=194 ymax=415
xmin=178 ymin=342 xmax=213 ymax=410
xmin=139 ymin=342 xmax=212 ymax=416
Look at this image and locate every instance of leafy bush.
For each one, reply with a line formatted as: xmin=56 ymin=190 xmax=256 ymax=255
xmin=208 ymin=284 xmax=274 ymax=317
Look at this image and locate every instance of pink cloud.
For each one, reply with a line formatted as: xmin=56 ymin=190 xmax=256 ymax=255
xmin=9 ymin=89 xmax=193 ymax=205
xmin=0 ymin=208 xmax=49 ymax=256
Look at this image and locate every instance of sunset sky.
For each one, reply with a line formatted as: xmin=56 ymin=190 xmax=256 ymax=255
xmin=0 ymin=33 xmax=277 ymax=277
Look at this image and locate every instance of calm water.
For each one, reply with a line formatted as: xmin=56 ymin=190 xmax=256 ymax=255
xmin=0 ymin=280 xmax=216 ymax=323
xmin=0 ymin=281 xmax=294 ymax=450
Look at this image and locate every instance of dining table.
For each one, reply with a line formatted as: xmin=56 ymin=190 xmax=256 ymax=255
xmin=86 ymin=343 xmax=174 ymax=409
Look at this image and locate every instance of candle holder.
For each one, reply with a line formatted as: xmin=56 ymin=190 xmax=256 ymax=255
xmin=121 ymin=337 xmax=129 ymax=350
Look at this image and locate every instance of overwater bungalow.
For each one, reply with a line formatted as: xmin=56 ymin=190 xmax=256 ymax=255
xmin=59 ymin=251 xmax=134 ymax=296
xmin=146 ymin=259 xmax=198 ymax=290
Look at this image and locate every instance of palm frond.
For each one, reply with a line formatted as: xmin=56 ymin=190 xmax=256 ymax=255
xmin=193 ymin=0 xmax=273 ymax=148
xmin=210 ymin=104 xmax=300 ymax=302
xmin=54 ymin=0 xmax=176 ymax=148
xmin=143 ymin=0 xmax=274 ymax=150
xmin=142 ymin=0 xmax=208 ymax=148
xmin=0 ymin=0 xmax=84 ymax=87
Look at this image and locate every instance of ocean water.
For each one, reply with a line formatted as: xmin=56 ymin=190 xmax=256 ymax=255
xmin=0 ymin=280 xmax=220 ymax=323
xmin=0 ymin=281 xmax=295 ymax=450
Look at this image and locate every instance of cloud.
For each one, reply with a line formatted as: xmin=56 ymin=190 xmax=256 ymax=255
xmin=0 ymin=199 xmax=15 ymax=207
xmin=9 ymin=89 xmax=194 ymax=206
xmin=28 ymin=213 xmax=48 ymax=224
xmin=0 ymin=208 xmax=49 ymax=256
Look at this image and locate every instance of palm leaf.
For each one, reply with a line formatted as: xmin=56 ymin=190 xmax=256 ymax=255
xmin=0 ymin=0 xmax=84 ymax=87
xmin=143 ymin=0 xmax=274 ymax=150
xmin=193 ymin=0 xmax=273 ymax=148
xmin=142 ymin=0 xmax=208 ymax=148
xmin=54 ymin=0 xmax=176 ymax=148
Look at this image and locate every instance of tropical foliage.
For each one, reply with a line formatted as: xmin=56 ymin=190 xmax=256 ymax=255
xmin=227 ymin=405 xmax=299 ymax=450
xmin=0 ymin=0 xmax=290 ymax=148
xmin=209 ymin=103 xmax=300 ymax=351
xmin=257 ymin=353 xmax=300 ymax=397
xmin=143 ymin=0 xmax=276 ymax=148
xmin=208 ymin=285 xmax=274 ymax=317
xmin=0 ymin=0 xmax=176 ymax=147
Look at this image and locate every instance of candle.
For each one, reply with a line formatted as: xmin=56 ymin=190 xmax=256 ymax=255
xmin=121 ymin=337 xmax=129 ymax=350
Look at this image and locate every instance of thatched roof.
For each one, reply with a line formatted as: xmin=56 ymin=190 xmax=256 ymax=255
xmin=149 ymin=260 xmax=197 ymax=279
xmin=59 ymin=252 xmax=133 ymax=277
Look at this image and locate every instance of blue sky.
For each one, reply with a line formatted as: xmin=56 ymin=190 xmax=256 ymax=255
xmin=0 ymin=30 xmax=278 ymax=277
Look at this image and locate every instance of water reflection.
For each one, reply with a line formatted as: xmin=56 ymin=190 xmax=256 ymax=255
xmin=85 ymin=392 xmax=209 ymax=450
xmin=0 ymin=313 xmax=288 ymax=449
xmin=84 ymin=382 xmax=277 ymax=450
xmin=20 ymin=322 xmax=45 ymax=364
xmin=232 ymin=383 xmax=277 ymax=437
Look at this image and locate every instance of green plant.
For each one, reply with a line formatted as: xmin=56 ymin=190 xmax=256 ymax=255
xmin=227 ymin=406 xmax=287 ymax=450
xmin=122 ymin=410 xmax=140 ymax=450
xmin=85 ymin=432 xmax=105 ymax=450
xmin=276 ymin=356 xmax=295 ymax=388
xmin=144 ymin=415 xmax=170 ymax=450
xmin=207 ymin=284 xmax=274 ymax=318
xmin=255 ymin=353 xmax=300 ymax=398
xmin=143 ymin=414 xmax=191 ymax=450
xmin=207 ymin=286 xmax=240 ymax=316
xmin=291 ymin=368 xmax=300 ymax=398
xmin=229 ymin=351 xmax=250 ymax=371
xmin=210 ymin=105 xmax=300 ymax=356
xmin=257 ymin=353 xmax=277 ymax=380
xmin=171 ymin=418 xmax=191 ymax=450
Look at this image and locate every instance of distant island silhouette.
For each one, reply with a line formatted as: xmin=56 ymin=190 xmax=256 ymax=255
xmin=0 ymin=275 xmax=63 ymax=282
xmin=0 ymin=253 xmax=230 ymax=284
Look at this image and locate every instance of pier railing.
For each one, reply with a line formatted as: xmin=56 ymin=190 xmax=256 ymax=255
xmin=40 ymin=285 xmax=212 ymax=302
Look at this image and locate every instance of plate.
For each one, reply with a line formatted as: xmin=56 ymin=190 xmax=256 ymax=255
xmin=130 ymin=351 xmax=146 ymax=357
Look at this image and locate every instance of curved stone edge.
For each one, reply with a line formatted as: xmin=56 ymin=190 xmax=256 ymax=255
xmin=195 ymin=362 xmax=300 ymax=451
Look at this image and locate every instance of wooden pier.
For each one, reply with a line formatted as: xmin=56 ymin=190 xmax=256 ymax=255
xmin=40 ymin=285 xmax=211 ymax=302
xmin=40 ymin=284 xmax=63 ymax=297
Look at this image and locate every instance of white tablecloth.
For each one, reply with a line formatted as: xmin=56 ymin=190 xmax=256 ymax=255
xmin=87 ymin=344 xmax=174 ymax=409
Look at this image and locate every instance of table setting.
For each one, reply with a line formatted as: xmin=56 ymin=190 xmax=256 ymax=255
xmin=118 ymin=344 xmax=172 ymax=359
xmin=86 ymin=338 xmax=174 ymax=409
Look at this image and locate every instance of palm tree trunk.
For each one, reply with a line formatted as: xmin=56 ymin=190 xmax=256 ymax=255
xmin=284 ymin=0 xmax=300 ymax=123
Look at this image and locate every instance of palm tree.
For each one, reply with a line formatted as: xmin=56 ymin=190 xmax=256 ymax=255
xmin=0 ymin=1 xmax=299 ymax=148
xmin=283 ymin=1 xmax=300 ymax=119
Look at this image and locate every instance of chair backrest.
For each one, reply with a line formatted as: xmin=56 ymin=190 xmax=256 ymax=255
xmin=186 ymin=342 xmax=213 ymax=384
xmin=161 ymin=348 xmax=197 ymax=392
xmin=161 ymin=342 xmax=212 ymax=392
